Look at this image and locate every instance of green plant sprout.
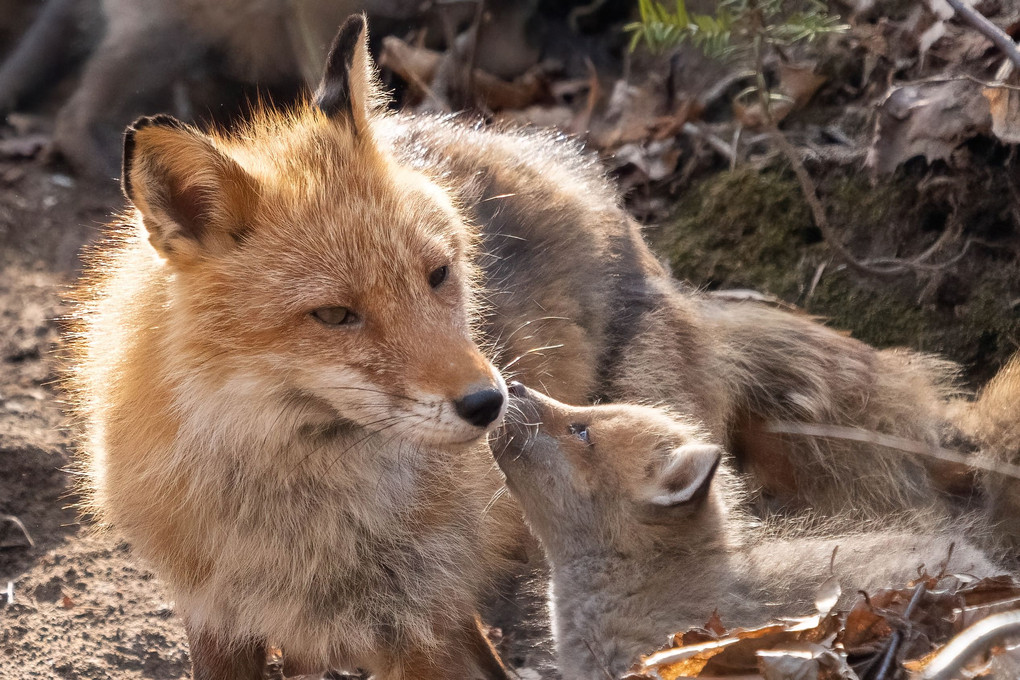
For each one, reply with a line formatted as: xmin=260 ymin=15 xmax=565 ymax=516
xmin=627 ymin=0 xmax=848 ymax=62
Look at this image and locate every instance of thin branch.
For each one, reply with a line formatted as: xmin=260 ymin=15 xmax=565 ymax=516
xmin=766 ymin=122 xmax=911 ymax=277
xmin=682 ymin=122 xmax=737 ymax=163
xmin=920 ymin=610 xmax=1020 ymax=680
xmin=765 ymin=420 xmax=1020 ymax=481
xmin=874 ymin=582 xmax=927 ymax=680
xmin=749 ymin=25 xmax=919 ymax=278
xmin=944 ymin=0 xmax=1020 ymax=72
xmin=582 ymin=639 xmax=616 ymax=680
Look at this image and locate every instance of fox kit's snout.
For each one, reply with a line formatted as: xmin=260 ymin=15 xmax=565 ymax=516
xmin=495 ymin=383 xmax=724 ymax=560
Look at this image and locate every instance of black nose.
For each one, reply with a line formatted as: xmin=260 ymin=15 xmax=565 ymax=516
xmin=454 ymin=388 xmax=505 ymax=428
xmin=507 ymin=382 xmax=527 ymax=398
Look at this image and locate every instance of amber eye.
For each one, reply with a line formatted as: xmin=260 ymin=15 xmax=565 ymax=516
xmin=311 ymin=306 xmax=359 ymax=326
xmin=568 ymin=423 xmax=591 ymax=446
xmin=428 ymin=265 xmax=449 ymax=289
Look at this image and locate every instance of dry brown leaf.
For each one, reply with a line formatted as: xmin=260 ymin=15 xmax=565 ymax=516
xmin=630 ymin=575 xmax=1019 ymax=680
xmin=815 ymin=576 xmax=842 ymax=617
xmin=841 ymin=598 xmax=895 ymax=653
xmin=758 ymin=641 xmax=856 ymax=680
xmin=983 ymin=85 xmax=1020 ymax=144
xmin=630 ymin=636 xmax=743 ymax=679
xmin=867 ymin=79 xmax=992 ymax=175
xmin=733 ymin=63 xmax=826 ymax=129
xmin=633 ymin=616 xmax=844 ymax=679
xmin=378 ymin=36 xmax=549 ymax=111
xmin=705 ymin=610 xmax=727 ymax=636
xmin=957 ymin=575 xmax=1020 ymax=608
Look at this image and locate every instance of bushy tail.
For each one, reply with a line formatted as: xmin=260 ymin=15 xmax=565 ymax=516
xmin=712 ymin=299 xmax=962 ymax=517
xmin=964 ymin=353 xmax=1020 ymax=558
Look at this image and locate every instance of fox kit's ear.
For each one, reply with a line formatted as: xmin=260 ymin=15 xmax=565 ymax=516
xmin=315 ymin=14 xmax=381 ymax=133
xmin=645 ymin=444 xmax=722 ymax=509
xmin=122 ymin=115 xmax=257 ymax=264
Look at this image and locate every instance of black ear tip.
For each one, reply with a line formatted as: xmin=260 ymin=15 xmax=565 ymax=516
xmin=326 ymin=14 xmax=367 ymax=69
xmin=127 ymin=114 xmax=187 ymax=134
xmin=317 ymin=14 xmax=370 ymax=119
xmin=339 ymin=13 xmax=366 ymax=40
xmin=121 ymin=114 xmax=188 ymax=201
xmin=344 ymin=13 xmax=366 ymax=32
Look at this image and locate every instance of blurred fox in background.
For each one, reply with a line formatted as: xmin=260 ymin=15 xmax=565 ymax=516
xmin=0 ymin=0 xmax=625 ymax=178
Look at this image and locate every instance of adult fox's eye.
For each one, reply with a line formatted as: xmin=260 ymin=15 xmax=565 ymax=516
xmin=568 ymin=423 xmax=591 ymax=446
xmin=428 ymin=265 xmax=449 ymax=289
xmin=311 ymin=306 xmax=359 ymax=326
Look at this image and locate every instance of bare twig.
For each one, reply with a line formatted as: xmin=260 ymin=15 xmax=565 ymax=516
xmin=765 ymin=420 xmax=1020 ymax=481
xmin=805 ymin=260 xmax=828 ymax=301
xmin=937 ymin=542 xmax=956 ymax=580
xmin=767 ymin=124 xmax=919 ymax=277
xmin=682 ymin=122 xmax=737 ymax=164
xmin=915 ymin=74 xmax=1020 ymax=92
xmin=462 ymin=0 xmax=486 ymax=109
xmin=582 ymin=639 xmax=616 ymax=680
xmin=920 ymin=610 xmax=1020 ymax=680
xmin=873 ymin=582 xmax=927 ymax=680
xmin=944 ymin=0 xmax=1020 ymax=72
xmin=747 ymin=20 xmax=919 ymax=278
xmin=0 ymin=514 xmax=34 ymax=549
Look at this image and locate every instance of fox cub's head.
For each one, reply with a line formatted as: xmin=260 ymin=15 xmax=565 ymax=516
xmin=493 ymin=384 xmax=728 ymax=562
xmin=121 ymin=16 xmax=505 ymax=448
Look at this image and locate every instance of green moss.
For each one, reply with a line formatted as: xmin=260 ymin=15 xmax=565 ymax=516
xmin=649 ymin=167 xmax=814 ymax=298
xmin=652 ymin=166 xmax=1020 ymax=385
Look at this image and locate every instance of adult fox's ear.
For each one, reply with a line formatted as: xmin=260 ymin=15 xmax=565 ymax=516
xmin=645 ymin=443 xmax=722 ymax=509
xmin=315 ymin=14 xmax=382 ymax=133
xmin=122 ymin=115 xmax=257 ymax=265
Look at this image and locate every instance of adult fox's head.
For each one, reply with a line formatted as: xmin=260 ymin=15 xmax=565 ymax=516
xmin=119 ymin=15 xmax=506 ymax=449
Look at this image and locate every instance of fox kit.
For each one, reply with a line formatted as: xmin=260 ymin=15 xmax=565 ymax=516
xmin=70 ymin=12 xmax=993 ymax=680
xmin=493 ymin=385 xmax=1000 ymax=679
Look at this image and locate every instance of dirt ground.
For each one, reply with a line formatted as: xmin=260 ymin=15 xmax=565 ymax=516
xmin=0 ymin=120 xmax=196 ymax=677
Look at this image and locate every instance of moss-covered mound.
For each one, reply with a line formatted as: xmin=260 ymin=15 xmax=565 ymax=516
xmin=649 ymin=164 xmax=1020 ymax=387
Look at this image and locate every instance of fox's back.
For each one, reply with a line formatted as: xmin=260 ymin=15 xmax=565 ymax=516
xmin=381 ymin=115 xmax=688 ymax=405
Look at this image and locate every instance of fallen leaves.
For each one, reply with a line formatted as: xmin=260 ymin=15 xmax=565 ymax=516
xmin=733 ymin=63 xmax=828 ymax=130
xmin=866 ymin=79 xmax=992 ymax=176
xmin=378 ymin=36 xmax=550 ymax=112
xmin=626 ymin=574 xmax=1020 ymax=680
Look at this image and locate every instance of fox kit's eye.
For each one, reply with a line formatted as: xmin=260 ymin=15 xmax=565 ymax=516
xmin=311 ymin=306 xmax=359 ymax=326
xmin=428 ymin=265 xmax=449 ymax=289
xmin=568 ymin=423 xmax=591 ymax=446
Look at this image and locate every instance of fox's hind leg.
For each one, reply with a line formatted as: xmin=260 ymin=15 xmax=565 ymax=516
xmin=185 ymin=621 xmax=266 ymax=680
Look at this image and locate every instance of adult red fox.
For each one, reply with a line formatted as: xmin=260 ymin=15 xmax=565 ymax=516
xmin=69 ymin=14 xmax=986 ymax=679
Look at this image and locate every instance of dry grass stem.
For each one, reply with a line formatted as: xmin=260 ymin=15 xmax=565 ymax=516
xmin=765 ymin=420 xmax=1020 ymax=481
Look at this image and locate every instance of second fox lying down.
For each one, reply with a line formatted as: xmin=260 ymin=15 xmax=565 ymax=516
xmin=494 ymin=384 xmax=1001 ymax=679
